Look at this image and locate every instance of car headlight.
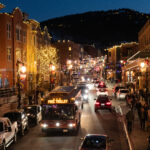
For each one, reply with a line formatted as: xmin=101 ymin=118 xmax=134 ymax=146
xmin=41 ymin=123 xmax=48 ymax=128
xmin=85 ymin=89 xmax=88 ymax=93
xmin=75 ymin=101 xmax=79 ymax=105
xmin=68 ymin=123 xmax=76 ymax=128
xmin=56 ymin=122 xmax=60 ymax=127
xmin=83 ymin=95 xmax=88 ymax=99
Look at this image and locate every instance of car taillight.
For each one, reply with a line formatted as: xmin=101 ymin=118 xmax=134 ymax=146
xmin=95 ymin=102 xmax=100 ymax=105
xmin=106 ymin=101 xmax=111 ymax=105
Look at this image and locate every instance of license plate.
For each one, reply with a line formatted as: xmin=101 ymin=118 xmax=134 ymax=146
xmin=101 ymin=103 xmax=105 ymax=106
xmin=63 ymin=129 xmax=68 ymax=132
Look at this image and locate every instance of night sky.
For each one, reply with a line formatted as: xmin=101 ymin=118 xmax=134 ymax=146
xmin=0 ymin=0 xmax=150 ymax=22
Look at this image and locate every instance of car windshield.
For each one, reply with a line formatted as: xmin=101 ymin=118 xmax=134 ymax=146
xmin=82 ymin=136 xmax=106 ymax=149
xmin=120 ymin=90 xmax=129 ymax=93
xmin=4 ymin=112 xmax=21 ymax=122
xmin=98 ymin=97 xmax=109 ymax=102
xmin=42 ymin=104 xmax=75 ymax=120
xmin=0 ymin=122 xmax=3 ymax=132
xmin=24 ymin=107 xmax=36 ymax=114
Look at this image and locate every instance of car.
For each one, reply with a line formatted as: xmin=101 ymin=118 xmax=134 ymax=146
xmin=0 ymin=117 xmax=18 ymax=150
xmin=116 ymin=89 xmax=130 ymax=100
xmin=94 ymin=95 xmax=112 ymax=112
xmin=97 ymin=81 xmax=107 ymax=89
xmin=79 ymin=134 xmax=109 ymax=150
xmin=24 ymin=105 xmax=42 ymax=125
xmin=113 ymin=85 xmax=126 ymax=96
xmin=97 ymin=88 xmax=108 ymax=96
xmin=77 ymin=84 xmax=89 ymax=102
xmin=3 ymin=109 xmax=29 ymax=136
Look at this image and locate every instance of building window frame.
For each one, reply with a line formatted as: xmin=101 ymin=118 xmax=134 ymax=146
xmin=16 ymin=26 xmax=21 ymax=41
xmin=7 ymin=23 xmax=11 ymax=39
xmin=7 ymin=47 xmax=11 ymax=61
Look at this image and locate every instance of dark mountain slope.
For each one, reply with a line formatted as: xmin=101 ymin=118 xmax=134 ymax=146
xmin=41 ymin=8 xmax=150 ymax=48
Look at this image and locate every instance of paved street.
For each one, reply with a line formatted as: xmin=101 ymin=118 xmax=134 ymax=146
xmin=9 ymin=85 xmax=129 ymax=150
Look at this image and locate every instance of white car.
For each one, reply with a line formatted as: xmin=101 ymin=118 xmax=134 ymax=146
xmin=117 ymin=89 xmax=129 ymax=100
xmin=97 ymin=88 xmax=108 ymax=96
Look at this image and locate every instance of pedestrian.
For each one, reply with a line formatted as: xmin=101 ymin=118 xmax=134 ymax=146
xmin=126 ymin=109 xmax=134 ymax=133
xmin=140 ymin=107 xmax=147 ymax=130
xmin=28 ymin=94 xmax=32 ymax=105
xmin=147 ymin=107 xmax=150 ymax=131
xmin=136 ymin=99 xmax=142 ymax=120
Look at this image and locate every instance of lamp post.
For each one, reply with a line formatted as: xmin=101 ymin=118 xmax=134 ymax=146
xmin=16 ymin=61 xmax=26 ymax=109
xmin=140 ymin=61 xmax=148 ymax=102
xmin=49 ymin=64 xmax=55 ymax=91
xmin=66 ymin=60 xmax=72 ymax=85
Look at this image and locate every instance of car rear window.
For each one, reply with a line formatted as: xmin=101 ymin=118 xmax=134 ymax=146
xmin=120 ymin=90 xmax=129 ymax=93
xmin=97 ymin=97 xmax=109 ymax=102
xmin=82 ymin=136 xmax=106 ymax=149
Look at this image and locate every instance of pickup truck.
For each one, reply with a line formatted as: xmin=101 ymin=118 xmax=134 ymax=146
xmin=0 ymin=117 xmax=18 ymax=150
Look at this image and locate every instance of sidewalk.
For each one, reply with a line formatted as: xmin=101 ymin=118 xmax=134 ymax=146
xmin=106 ymin=81 xmax=150 ymax=150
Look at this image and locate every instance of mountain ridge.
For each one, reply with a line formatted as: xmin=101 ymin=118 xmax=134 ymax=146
xmin=41 ymin=8 xmax=150 ymax=50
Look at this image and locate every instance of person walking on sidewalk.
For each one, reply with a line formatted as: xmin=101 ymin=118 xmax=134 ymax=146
xmin=140 ymin=106 xmax=147 ymax=131
xmin=136 ymin=99 xmax=142 ymax=120
xmin=126 ymin=109 xmax=134 ymax=133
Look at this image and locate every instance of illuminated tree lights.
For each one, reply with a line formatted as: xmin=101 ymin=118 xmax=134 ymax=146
xmin=36 ymin=46 xmax=58 ymax=84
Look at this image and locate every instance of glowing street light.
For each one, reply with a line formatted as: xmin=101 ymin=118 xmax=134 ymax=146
xmin=140 ymin=62 xmax=145 ymax=68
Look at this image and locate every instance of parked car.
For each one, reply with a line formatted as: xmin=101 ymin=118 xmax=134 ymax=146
xmin=0 ymin=117 xmax=18 ymax=150
xmin=79 ymin=134 xmax=111 ymax=150
xmin=3 ymin=109 xmax=29 ymax=136
xmin=116 ymin=89 xmax=130 ymax=100
xmin=94 ymin=95 xmax=112 ymax=112
xmin=113 ymin=85 xmax=126 ymax=96
xmin=24 ymin=105 xmax=42 ymax=125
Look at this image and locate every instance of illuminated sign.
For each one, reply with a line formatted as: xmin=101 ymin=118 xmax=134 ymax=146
xmin=47 ymin=98 xmax=68 ymax=104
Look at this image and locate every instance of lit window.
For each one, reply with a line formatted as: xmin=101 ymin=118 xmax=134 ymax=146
xmin=7 ymin=48 xmax=11 ymax=61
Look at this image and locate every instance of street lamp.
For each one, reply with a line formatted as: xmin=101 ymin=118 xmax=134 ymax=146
xmin=16 ymin=61 xmax=26 ymax=109
xmin=140 ymin=61 xmax=148 ymax=102
xmin=49 ymin=64 xmax=55 ymax=90
xmin=66 ymin=60 xmax=72 ymax=85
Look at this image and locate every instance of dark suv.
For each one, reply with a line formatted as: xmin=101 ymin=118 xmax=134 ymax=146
xmin=94 ymin=96 xmax=112 ymax=112
xmin=24 ymin=105 xmax=42 ymax=125
xmin=3 ymin=109 xmax=29 ymax=135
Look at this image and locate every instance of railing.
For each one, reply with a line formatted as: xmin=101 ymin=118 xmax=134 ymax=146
xmin=0 ymin=88 xmax=17 ymax=98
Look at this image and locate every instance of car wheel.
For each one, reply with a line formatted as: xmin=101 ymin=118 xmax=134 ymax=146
xmin=21 ymin=127 xmax=24 ymax=136
xmin=1 ymin=142 xmax=6 ymax=150
xmin=95 ymin=108 xmax=98 ymax=113
xmin=26 ymin=124 xmax=29 ymax=131
xmin=36 ymin=119 xmax=39 ymax=125
xmin=13 ymin=133 xmax=17 ymax=143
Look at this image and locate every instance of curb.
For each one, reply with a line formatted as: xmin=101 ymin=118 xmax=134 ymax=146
xmin=113 ymin=105 xmax=135 ymax=150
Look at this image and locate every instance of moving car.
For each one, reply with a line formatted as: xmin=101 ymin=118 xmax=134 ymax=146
xmin=79 ymin=134 xmax=109 ymax=150
xmin=116 ymin=89 xmax=129 ymax=100
xmin=97 ymin=88 xmax=108 ymax=96
xmin=94 ymin=95 xmax=112 ymax=112
xmin=77 ymin=84 xmax=89 ymax=102
xmin=3 ymin=109 xmax=29 ymax=136
xmin=97 ymin=81 xmax=107 ymax=89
